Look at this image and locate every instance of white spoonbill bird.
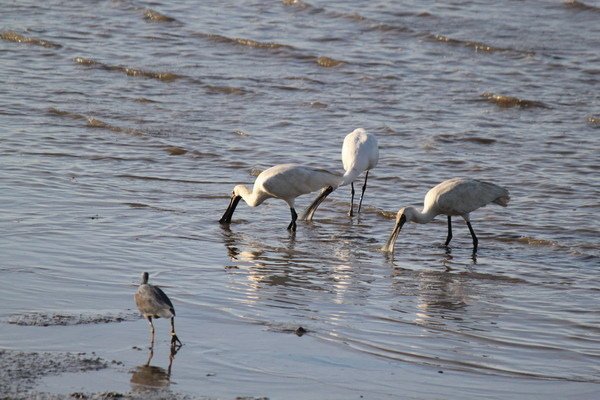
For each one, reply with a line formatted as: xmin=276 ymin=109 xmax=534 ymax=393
xmin=219 ymin=163 xmax=342 ymax=231
xmin=303 ymin=128 xmax=379 ymax=220
xmin=382 ymin=178 xmax=510 ymax=254
xmin=135 ymin=272 xmax=182 ymax=348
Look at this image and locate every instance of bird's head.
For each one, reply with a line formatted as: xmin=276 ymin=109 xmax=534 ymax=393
xmin=141 ymin=271 xmax=149 ymax=284
xmin=231 ymin=185 xmax=243 ymax=197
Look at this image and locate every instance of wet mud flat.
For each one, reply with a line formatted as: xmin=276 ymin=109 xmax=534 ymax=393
xmin=1 ymin=311 xmax=201 ymax=400
xmin=3 ymin=308 xmax=599 ymax=400
xmin=0 ymin=349 xmax=108 ymax=399
xmin=1 ymin=347 xmax=263 ymax=400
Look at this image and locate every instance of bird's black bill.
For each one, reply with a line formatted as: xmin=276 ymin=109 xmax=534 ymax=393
xmin=382 ymin=214 xmax=406 ymax=253
xmin=301 ymin=186 xmax=334 ymax=221
xmin=219 ymin=195 xmax=241 ymax=224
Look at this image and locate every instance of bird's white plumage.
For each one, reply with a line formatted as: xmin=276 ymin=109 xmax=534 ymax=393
xmin=302 ymin=128 xmax=379 ymax=220
xmin=422 ymin=178 xmax=510 ymax=219
xmin=341 ymin=128 xmax=379 ymax=186
xmin=221 ymin=163 xmax=343 ymax=230
xmin=383 ymin=178 xmax=510 ymax=253
xmin=236 ymin=164 xmax=342 ymax=208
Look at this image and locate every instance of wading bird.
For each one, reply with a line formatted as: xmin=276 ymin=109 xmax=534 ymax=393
xmin=303 ymin=128 xmax=378 ymax=220
xmin=219 ymin=163 xmax=342 ymax=231
xmin=382 ymin=178 xmax=510 ymax=254
xmin=135 ymin=272 xmax=182 ymax=348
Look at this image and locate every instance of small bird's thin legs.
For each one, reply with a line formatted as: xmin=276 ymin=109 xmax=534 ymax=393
xmin=445 ymin=215 xmax=453 ymax=246
xmin=170 ymin=317 xmax=183 ymax=348
xmin=145 ymin=347 xmax=155 ymax=366
xmin=287 ymin=208 xmax=298 ymax=231
xmin=466 ymin=221 xmax=478 ymax=253
xmin=348 ymin=183 xmax=355 ymax=216
xmin=147 ymin=317 xmax=155 ymax=348
xmin=357 ymin=171 xmax=369 ymax=214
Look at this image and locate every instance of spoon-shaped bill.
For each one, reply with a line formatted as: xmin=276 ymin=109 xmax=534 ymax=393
xmin=301 ymin=186 xmax=333 ymax=221
xmin=219 ymin=195 xmax=242 ymax=224
xmin=382 ymin=214 xmax=406 ymax=253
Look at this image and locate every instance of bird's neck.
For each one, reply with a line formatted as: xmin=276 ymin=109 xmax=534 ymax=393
xmin=341 ymin=169 xmax=360 ymax=186
xmin=406 ymin=206 xmax=437 ymax=224
xmin=235 ymin=185 xmax=267 ymax=207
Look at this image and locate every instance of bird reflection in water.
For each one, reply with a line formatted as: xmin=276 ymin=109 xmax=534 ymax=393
xmin=441 ymin=247 xmax=477 ymax=271
xmin=220 ymin=223 xmax=296 ymax=264
xmin=389 ymin=253 xmax=474 ymax=328
xmin=220 ymin=222 xmax=374 ymax=313
xmin=130 ymin=345 xmax=179 ymax=390
xmin=220 ymin=223 xmax=345 ymax=292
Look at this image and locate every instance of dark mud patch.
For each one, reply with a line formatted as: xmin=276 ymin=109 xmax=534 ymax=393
xmin=481 ymin=92 xmax=548 ymax=108
xmin=1 ymin=30 xmax=62 ymax=48
xmin=586 ymin=115 xmax=600 ymax=127
xmin=143 ymin=9 xmax=178 ymax=23
xmin=202 ymin=33 xmax=294 ymax=50
xmin=427 ymin=34 xmax=533 ymax=55
xmin=6 ymin=311 xmax=139 ymax=326
xmin=2 ymin=350 xmax=206 ymax=399
xmin=315 ymin=56 xmax=344 ymax=68
xmin=266 ymin=323 xmax=309 ymax=337
xmin=564 ymin=0 xmax=600 ymax=12
xmin=48 ymin=107 xmax=147 ymax=137
xmin=0 ymin=349 xmax=108 ymax=396
xmin=165 ymin=146 xmax=188 ymax=156
xmin=435 ymin=133 xmax=497 ymax=145
xmin=134 ymin=97 xmax=159 ymax=104
xmin=205 ymin=84 xmax=248 ymax=95
xmin=73 ymin=57 xmax=183 ymax=82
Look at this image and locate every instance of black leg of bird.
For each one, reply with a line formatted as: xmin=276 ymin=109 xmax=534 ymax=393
xmin=357 ymin=171 xmax=369 ymax=213
xmin=349 ymin=183 xmax=355 ymax=216
xmin=466 ymin=221 xmax=478 ymax=252
xmin=170 ymin=317 xmax=182 ymax=348
xmin=445 ymin=216 xmax=453 ymax=246
xmin=287 ymin=208 xmax=298 ymax=231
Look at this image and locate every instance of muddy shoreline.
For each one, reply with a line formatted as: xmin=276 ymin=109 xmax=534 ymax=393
xmin=0 ymin=348 xmax=255 ymax=400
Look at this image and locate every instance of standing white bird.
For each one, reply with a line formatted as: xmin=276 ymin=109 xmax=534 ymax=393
xmin=135 ymin=272 xmax=182 ymax=348
xmin=303 ymin=128 xmax=379 ymax=220
xmin=382 ymin=178 xmax=510 ymax=254
xmin=219 ymin=163 xmax=342 ymax=231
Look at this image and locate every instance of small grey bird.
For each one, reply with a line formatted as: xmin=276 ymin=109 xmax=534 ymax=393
xmin=134 ymin=272 xmax=182 ymax=348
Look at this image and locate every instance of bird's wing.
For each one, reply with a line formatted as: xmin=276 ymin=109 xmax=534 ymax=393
xmin=432 ymin=179 xmax=509 ymax=215
xmin=135 ymin=285 xmax=176 ymax=317
xmin=341 ymin=131 xmax=378 ymax=182
xmin=150 ymin=285 xmax=175 ymax=314
xmin=262 ymin=166 xmax=342 ymax=198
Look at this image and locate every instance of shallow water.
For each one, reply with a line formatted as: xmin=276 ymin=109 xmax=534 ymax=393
xmin=1 ymin=0 xmax=599 ymax=398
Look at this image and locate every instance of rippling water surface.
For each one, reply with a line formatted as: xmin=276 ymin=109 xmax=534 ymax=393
xmin=1 ymin=0 xmax=599 ymax=398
